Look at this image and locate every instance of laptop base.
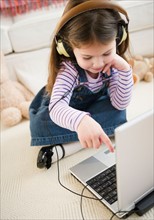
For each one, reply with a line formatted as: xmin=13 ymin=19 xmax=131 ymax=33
xmin=135 ymin=190 xmax=154 ymax=216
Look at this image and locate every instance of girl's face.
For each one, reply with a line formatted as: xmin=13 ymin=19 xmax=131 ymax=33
xmin=73 ymin=40 xmax=116 ymax=77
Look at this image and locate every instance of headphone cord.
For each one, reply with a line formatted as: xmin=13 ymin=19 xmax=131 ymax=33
xmin=44 ymin=86 xmax=130 ymax=219
xmin=44 ymin=64 xmax=130 ymax=219
xmin=80 ymin=184 xmax=87 ymax=220
xmin=54 ymin=146 xmax=100 ymax=200
xmin=54 ymin=146 xmax=130 ymax=220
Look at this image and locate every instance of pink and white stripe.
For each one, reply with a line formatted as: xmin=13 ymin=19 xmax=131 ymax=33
xmin=49 ymin=61 xmax=133 ymax=132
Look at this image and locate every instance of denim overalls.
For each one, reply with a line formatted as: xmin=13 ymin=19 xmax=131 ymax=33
xmin=29 ymin=65 xmax=127 ymax=146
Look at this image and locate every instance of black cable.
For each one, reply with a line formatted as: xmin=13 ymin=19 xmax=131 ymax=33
xmin=54 ymin=146 xmax=131 ymax=220
xmin=54 ymin=146 xmax=130 ymax=220
xmin=44 ymin=68 xmax=130 ymax=219
xmin=54 ymin=146 xmax=101 ymax=200
xmin=80 ymin=184 xmax=88 ymax=220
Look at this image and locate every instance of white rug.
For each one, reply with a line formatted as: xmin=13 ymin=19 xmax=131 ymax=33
xmin=1 ymin=81 xmax=154 ymax=220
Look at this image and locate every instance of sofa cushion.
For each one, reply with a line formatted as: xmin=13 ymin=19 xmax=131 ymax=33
xmin=129 ymin=28 xmax=153 ymax=57
xmin=119 ymin=1 xmax=153 ymax=57
xmin=5 ymin=48 xmax=50 ymax=94
xmin=8 ymin=7 xmax=64 ymax=53
xmin=1 ymin=25 xmax=13 ymax=54
xmin=0 ymin=15 xmax=14 ymax=54
xmin=120 ymin=1 xmax=153 ymax=32
xmin=1 ymin=1 xmax=153 ymax=55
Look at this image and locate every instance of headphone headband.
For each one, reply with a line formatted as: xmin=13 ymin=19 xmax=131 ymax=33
xmin=54 ymin=0 xmax=129 ymax=35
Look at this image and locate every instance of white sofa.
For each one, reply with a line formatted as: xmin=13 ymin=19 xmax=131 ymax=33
xmin=1 ymin=1 xmax=154 ymax=89
xmin=1 ymin=1 xmax=154 ymax=220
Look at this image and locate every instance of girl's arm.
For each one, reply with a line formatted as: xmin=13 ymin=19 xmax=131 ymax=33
xmin=107 ymin=54 xmax=134 ymax=110
xmin=49 ymin=61 xmax=90 ymax=131
xmin=49 ymin=61 xmax=115 ymax=151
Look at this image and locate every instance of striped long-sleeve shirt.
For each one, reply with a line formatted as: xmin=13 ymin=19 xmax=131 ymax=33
xmin=49 ymin=61 xmax=133 ymax=132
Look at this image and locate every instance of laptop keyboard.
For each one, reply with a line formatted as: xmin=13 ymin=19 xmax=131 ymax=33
xmin=86 ymin=165 xmax=117 ymax=205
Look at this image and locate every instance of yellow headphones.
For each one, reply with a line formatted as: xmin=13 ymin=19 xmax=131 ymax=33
xmin=118 ymin=26 xmax=127 ymax=46
xmin=56 ymin=39 xmax=70 ymax=57
xmin=55 ymin=0 xmax=129 ymax=57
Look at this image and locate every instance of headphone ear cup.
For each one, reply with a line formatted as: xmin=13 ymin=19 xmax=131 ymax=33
xmin=117 ymin=21 xmax=128 ymax=46
xmin=56 ymin=39 xmax=70 ymax=57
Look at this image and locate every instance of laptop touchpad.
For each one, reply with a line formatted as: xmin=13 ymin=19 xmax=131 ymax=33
xmin=70 ymin=156 xmax=107 ymax=182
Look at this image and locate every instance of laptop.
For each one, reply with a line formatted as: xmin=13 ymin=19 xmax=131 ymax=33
xmin=69 ymin=110 xmax=154 ymax=218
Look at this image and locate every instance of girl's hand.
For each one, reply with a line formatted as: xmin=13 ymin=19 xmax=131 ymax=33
xmin=103 ymin=54 xmax=130 ymax=75
xmin=77 ymin=115 xmax=114 ymax=152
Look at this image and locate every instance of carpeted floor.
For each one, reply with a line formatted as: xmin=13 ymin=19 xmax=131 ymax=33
xmin=1 ymin=81 xmax=154 ymax=220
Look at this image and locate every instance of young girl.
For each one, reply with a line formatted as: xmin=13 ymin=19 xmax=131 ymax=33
xmin=29 ymin=0 xmax=133 ymax=169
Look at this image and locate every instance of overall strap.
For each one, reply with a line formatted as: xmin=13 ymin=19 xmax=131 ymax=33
xmin=73 ymin=63 xmax=88 ymax=83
